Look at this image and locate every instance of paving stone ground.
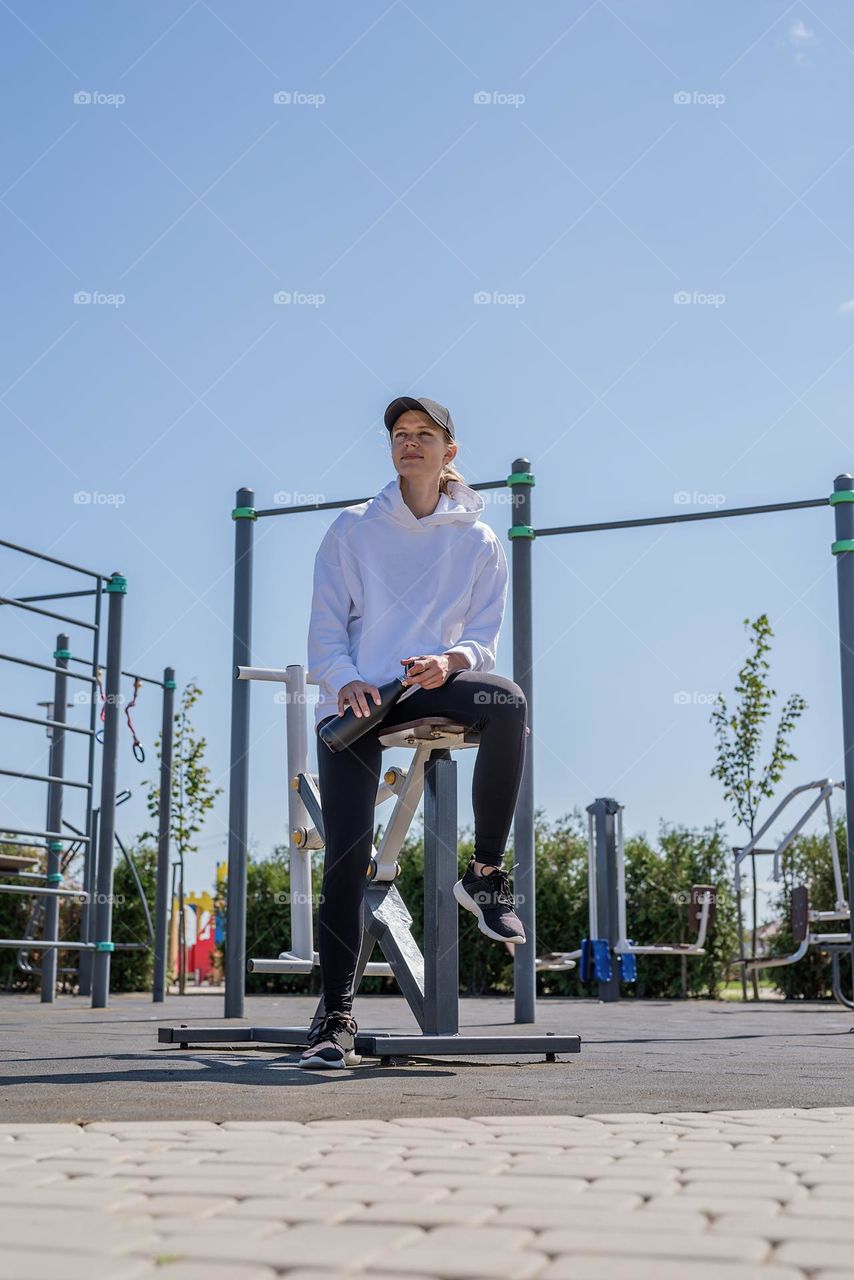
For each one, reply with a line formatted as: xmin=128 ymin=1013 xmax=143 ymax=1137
xmin=1 ymin=993 xmax=853 ymax=1122
xmin=1 ymin=1110 xmax=853 ymax=1280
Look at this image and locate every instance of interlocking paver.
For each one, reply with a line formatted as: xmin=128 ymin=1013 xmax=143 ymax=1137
xmin=533 ymin=1228 xmax=770 ymax=1263
xmin=775 ymin=1241 xmax=854 ymax=1268
xmin=0 ymin=1252 xmax=151 ymax=1280
xmin=130 ymin=1223 xmax=423 ymax=1269
xmin=344 ymin=1201 xmax=499 ymax=1226
xmin=372 ymin=1245 xmax=548 ymax=1278
xmin=0 ymin=1111 xmax=850 ymax=1278
xmin=541 ymin=1262 xmax=804 ymax=1280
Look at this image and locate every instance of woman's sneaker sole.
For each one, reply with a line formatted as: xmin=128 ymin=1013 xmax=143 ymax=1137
xmin=299 ymin=1048 xmax=361 ymax=1070
xmin=453 ymin=878 xmax=525 ymax=943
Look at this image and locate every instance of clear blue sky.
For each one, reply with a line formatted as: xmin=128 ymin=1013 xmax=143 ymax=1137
xmin=2 ymin=2 xmax=853 ymax=942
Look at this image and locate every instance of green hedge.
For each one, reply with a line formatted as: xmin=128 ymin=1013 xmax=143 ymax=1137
xmin=232 ymin=808 xmax=740 ymax=1000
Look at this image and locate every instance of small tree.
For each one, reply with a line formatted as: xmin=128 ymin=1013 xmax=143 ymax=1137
xmin=142 ymin=680 xmax=222 ymax=993
xmin=710 ymin=614 xmax=806 ymax=997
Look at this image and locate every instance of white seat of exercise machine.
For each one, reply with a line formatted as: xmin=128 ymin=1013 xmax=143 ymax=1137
xmin=378 ymin=715 xmax=480 ymax=750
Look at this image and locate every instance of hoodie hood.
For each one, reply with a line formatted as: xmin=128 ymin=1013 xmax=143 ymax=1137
xmin=372 ymin=474 xmax=484 ymax=532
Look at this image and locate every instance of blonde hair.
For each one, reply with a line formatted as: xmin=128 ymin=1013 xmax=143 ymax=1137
xmin=439 ymin=429 xmax=465 ymax=495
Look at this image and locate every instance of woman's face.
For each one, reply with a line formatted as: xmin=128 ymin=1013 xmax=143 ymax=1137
xmin=390 ymin=410 xmax=457 ymax=483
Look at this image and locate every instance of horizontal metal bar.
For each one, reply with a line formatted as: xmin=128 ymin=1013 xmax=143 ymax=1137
xmin=65 ymin=654 xmax=167 ymax=688
xmin=0 ymin=825 xmax=89 ymax=844
xmin=0 ymin=653 xmax=97 ymax=683
xmin=0 ymin=596 xmax=98 ymax=631
xmin=254 ymin=479 xmax=506 ymax=519
xmin=0 ymin=939 xmax=148 ymax=951
xmin=536 ymin=496 xmax=828 ymax=538
xmin=0 ymin=709 xmax=93 ymax=737
xmin=120 ymin=670 xmax=167 ymax=688
xmin=0 ymin=837 xmax=45 ymax=854
xmin=0 ymin=766 xmax=91 ymax=790
xmin=0 ymin=538 xmax=108 ymax=580
xmin=0 ymin=939 xmax=94 ymax=951
xmin=0 ymin=884 xmax=87 ymax=899
xmin=14 ymin=589 xmax=100 ymax=603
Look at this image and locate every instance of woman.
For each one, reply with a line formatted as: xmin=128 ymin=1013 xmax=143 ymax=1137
xmin=302 ymin=394 xmax=529 ymax=1069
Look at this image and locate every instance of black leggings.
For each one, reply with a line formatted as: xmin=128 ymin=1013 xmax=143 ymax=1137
xmin=315 ymin=671 xmax=528 ymax=1015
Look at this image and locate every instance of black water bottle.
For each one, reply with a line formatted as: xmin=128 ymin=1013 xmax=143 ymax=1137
xmin=319 ymin=666 xmax=414 ymax=754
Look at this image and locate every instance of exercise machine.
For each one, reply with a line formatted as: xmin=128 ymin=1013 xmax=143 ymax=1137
xmin=159 ymin=663 xmax=581 ymax=1063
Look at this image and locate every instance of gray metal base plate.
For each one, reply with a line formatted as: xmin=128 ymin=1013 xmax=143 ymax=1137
xmin=158 ymin=1025 xmax=581 ymax=1060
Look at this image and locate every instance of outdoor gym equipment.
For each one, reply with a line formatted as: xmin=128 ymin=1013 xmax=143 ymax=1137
xmin=734 ymin=777 xmax=851 ymax=1004
xmin=189 ymin=465 xmax=853 ymax=1029
xmin=0 ymin=537 xmax=175 ymax=1005
xmin=541 ymin=797 xmax=715 ymax=1001
xmin=159 ymin=663 xmax=580 ymax=1061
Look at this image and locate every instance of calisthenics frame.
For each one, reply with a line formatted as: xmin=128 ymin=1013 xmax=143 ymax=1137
xmin=224 ymin=465 xmax=854 ymax=1020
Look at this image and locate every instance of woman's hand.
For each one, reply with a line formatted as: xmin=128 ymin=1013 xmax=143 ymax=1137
xmin=400 ymin=652 xmax=467 ymax=690
xmin=337 ymin=680 xmax=382 ymax=718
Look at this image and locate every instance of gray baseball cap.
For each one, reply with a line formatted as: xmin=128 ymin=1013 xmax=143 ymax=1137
xmin=384 ymin=396 xmax=456 ymax=440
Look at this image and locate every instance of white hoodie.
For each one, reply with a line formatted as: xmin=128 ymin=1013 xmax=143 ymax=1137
xmin=306 ymin=474 xmax=508 ymax=727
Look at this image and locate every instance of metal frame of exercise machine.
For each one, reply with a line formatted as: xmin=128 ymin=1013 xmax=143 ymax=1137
xmin=159 ymin=662 xmax=580 ymax=1061
xmin=734 ymin=777 xmax=850 ymax=1003
xmin=0 ymin=538 xmax=175 ymax=1005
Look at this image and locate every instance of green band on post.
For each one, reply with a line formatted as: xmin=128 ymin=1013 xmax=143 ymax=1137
xmin=829 ymin=491 xmax=854 ymax=505
xmin=46 ymin=873 xmax=63 ymax=885
xmin=53 ymin=648 xmax=71 ymax=660
xmin=95 ymin=941 xmax=115 ymax=953
xmin=507 ymin=471 xmax=535 ymax=487
xmin=164 ymin=679 xmax=177 ymax=689
xmin=106 ymin=574 xmax=128 ymax=594
xmin=232 ymin=506 xmax=257 ymax=520
xmin=508 ymin=525 xmax=536 ymax=540
xmin=832 ymin=539 xmax=854 ymax=555
xmin=47 ymin=841 xmax=64 ymax=853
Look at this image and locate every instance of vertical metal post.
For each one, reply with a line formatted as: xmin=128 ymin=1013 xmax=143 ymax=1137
xmin=41 ymin=633 xmax=69 ymax=1002
xmin=286 ymin=664 xmax=313 ymax=962
xmin=510 ymin=458 xmax=536 ymax=1023
xmin=225 ymin=489 xmax=255 ymax=1018
xmin=588 ymin=797 xmax=621 ymax=1002
xmin=831 ymin=473 xmax=854 ymax=985
xmin=423 ymin=751 xmax=459 ymax=1035
xmin=78 ymin=579 xmax=103 ymax=998
xmin=152 ymin=667 xmax=176 ymax=1002
xmin=91 ymin=572 xmax=126 ymax=1008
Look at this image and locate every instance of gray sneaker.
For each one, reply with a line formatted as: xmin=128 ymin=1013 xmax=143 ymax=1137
xmin=453 ymin=858 xmax=526 ymax=944
xmin=299 ymin=1011 xmax=361 ymax=1069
